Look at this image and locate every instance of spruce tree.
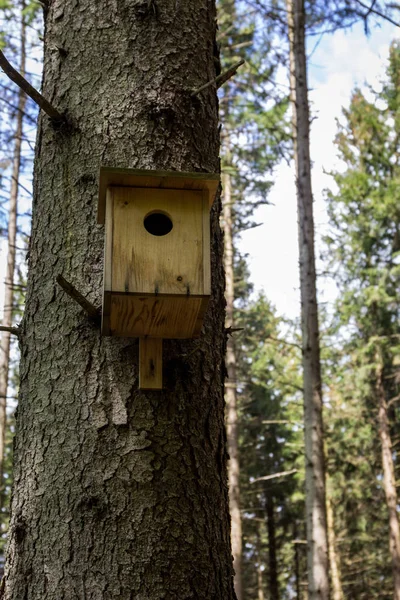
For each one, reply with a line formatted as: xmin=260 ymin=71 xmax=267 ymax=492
xmin=325 ymin=41 xmax=400 ymax=600
xmin=2 ymin=2 xmax=237 ymax=598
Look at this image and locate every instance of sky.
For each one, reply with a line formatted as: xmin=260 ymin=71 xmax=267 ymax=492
xmin=239 ymin=20 xmax=397 ymax=320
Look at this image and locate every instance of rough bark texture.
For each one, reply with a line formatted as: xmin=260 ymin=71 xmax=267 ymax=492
xmin=286 ymin=1 xmax=330 ymax=598
xmin=4 ymin=2 xmax=236 ymax=599
xmin=265 ymin=494 xmax=279 ymax=600
xmin=0 ymin=4 xmax=26 ymax=507
xmin=222 ymin=166 xmax=243 ymax=600
xmin=376 ymin=360 xmax=400 ymax=600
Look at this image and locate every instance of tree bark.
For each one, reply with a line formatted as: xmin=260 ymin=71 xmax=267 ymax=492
xmin=326 ymin=487 xmax=344 ymax=600
xmin=265 ymin=494 xmax=279 ymax=600
xmin=376 ymin=358 xmax=400 ymax=600
xmin=223 ymin=157 xmax=243 ymax=600
xmin=256 ymin=523 xmax=265 ymax=600
xmin=293 ymin=523 xmax=301 ymax=600
xmin=286 ymin=1 xmax=330 ymax=598
xmin=4 ymin=2 xmax=236 ymax=599
xmin=0 ymin=1 xmax=26 ymax=509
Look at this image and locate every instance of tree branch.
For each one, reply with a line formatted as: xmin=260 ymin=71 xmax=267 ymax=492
xmin=57 ymin=275 xmax=100 ymax=321
xmin=250 ymin=469 xmax=298 ymax=484
xmin=266 ymin=334 xmax=302 ymax=350
xmin=0 ymin=50 xmax=65 ymax=122
xmin=191 ymin=60 xmax=245 ymax=96
xmin=0 ymin=325 xmax=20 ymax=336
xmin=353 ymin=0 xmax=400 ymax=26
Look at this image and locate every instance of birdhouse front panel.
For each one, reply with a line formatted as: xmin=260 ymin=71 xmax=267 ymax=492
xmin=109 ymin=186 xmax=209 ymax=296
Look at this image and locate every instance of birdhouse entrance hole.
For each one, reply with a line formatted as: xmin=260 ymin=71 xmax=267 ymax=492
xmin=144 ymin=211 xmax=173 ymax=236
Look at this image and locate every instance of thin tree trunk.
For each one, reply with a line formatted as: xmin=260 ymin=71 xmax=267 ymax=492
xmin=293 ymin=523 xmax=301 ymax=600
xmin=265 ymin=494 xmax=279 ymax=600
xmin=4 ymin=2 xmax=236 ymax=598
xmin=286 ymin=1 xmax=330 ymax=598
xmin=0 ymin=1 xmax=26 ymax=509
xmin=256 ymin=523 xmax=265 ymax=600
xmin=376 ymin=358 xmax=400 ymax=600
xmin=326 ymin=489 xmax=344 ymax=600
xmin=223 ymin=159 xmax=243 ymax=600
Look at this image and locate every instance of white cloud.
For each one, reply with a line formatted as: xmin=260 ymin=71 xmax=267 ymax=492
xmin=239 ymin=21 xmax=397 ymax=319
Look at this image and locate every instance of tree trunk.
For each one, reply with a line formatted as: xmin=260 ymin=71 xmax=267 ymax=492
xmin=256 ymin=523 xmax=265 ymax=600
xmin=0 ymin=2 xmax=26 ymax=509
xmin=376 ymin=358 xmax=400 ymax=600
xmin=4 ymin=2 xmax=236 ymax=599
xmin=326 ymin=488 xmax=344 ymax=600
xmin=286 ymin=1 xmax=330 ymax=598
xmin=293 ymin=524 xmax=301 ymax=600
xmin=265 ymin=494 xmax=279 ymax=600
xmin=223 ymin=159 xmax=243 ymax=600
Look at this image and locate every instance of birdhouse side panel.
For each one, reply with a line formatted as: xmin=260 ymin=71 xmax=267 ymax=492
xmin=110 ymin=187 xmax=206 ymax=296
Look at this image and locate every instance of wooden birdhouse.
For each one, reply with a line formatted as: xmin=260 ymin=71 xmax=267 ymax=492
xmin=97 ymin=167 xmax=220 ymax=390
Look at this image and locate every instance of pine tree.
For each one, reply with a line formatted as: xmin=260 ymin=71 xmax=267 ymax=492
xmin=285 ymin=2 xmax=330 ymax=596
xmin=325 ymin=41 xmax=400 ymax=599
xmin=2 ymin=2 xmax=237 ymax=597
xmin=217 ymin=2 xmax=289 ymax=596
xmin=238 ymin=294 xmax=306 ymax=599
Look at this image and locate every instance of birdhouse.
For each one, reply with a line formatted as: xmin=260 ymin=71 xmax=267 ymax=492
xmin=97 ymin=167 xmax=220 ymax=389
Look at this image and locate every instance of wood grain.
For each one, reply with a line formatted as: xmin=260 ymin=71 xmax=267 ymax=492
xmin=111 ymin=187 xmax=205 ymax=296
xmin=98 ymin=167 xmax=220 ymax=223
xmin=104 ymin=188 xmax=113 ymax=292
xmin=106 ymin=293 xmax=208 ymax=338
xmin=202 ymin=189 xmax=211 ymax=295
xmin=139 ymin=338 xmax=162 ymax=390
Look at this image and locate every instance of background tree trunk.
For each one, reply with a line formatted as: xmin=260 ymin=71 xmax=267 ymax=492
xmin=4 ymin=2 xmax=236 ymax=598
xmin=376 ymin=358 xmax=400 ymax=600
xmin=326 ymin=488 xmax=344 ymax=600
xmin=0 ymin=0 xmax=26 ymax=510
xmin=223 ymin=158 xmax=243 ymax=600
xmin=265 ymin=494 xmax=279 ymax=600
xmin=256 ymin=522 xmax=265 ymax=600
xmin=286 ymin=1 xmax=330 ymax=598
xmin=293 ymin=524 xmax=301 ymax=600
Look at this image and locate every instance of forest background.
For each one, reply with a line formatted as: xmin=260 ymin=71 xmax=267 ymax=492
xmin=0 ymin=0 xmax=399 ymax=599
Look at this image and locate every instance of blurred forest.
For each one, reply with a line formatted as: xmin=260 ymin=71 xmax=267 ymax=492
xmin=0 ymin=0 xmax=400 ymax=598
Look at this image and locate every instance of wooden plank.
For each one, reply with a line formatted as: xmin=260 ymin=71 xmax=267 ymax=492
xmin=202 ymin=190 xmax=211 ymax=295
xmin=98 ymin=166 xmax=220 ymax=223
xmin=112 ymin=187 xmax=205 ymax=295
xmin=109 ymin=294 xmax=207 ymax=338
xmin=139 ymin=338 xmax=163 ymax=390
xmin=104 ymin=188 xmax=113 ymax=291
xmin=101 ymin=291 xmax=112 ymax=336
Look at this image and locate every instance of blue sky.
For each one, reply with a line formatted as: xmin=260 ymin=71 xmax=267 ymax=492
xmin=239 ymin=19 xmax=398 ymax=320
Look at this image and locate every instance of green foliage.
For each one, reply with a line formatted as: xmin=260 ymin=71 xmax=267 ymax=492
xmin=323 ymin=41 xmax=400 ymax=599
xmin=218 ymin=0 xmax=291 ymax=233
xmin=235 ymin=293 xmax=306 ymax=598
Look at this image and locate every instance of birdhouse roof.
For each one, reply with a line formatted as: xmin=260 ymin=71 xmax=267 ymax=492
xmin=97 ymin=166 xmax=220 ymax=224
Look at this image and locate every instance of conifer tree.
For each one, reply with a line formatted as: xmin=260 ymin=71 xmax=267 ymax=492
xmin=325 ymin=42 xmax=400 ymax=600
xmin=2 ymin=2 xmax=237 ymax=597
xmin=0 ymin=0 xmax=26 ymax=515
xmin=218 ymin=1 xmax=289 ymax=595
xmin=285 ymin=1 xmax=330 ymax=596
